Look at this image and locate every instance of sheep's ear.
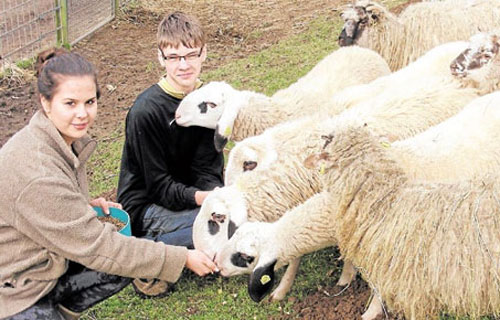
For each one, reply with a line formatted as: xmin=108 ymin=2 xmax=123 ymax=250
xmin=214 ymin=125 xmax=228 ymax=152
xmin=227 ymin=220 xmax=238 ymax=239
xmin=304 ymin=152 xmax=331 ymax=170
xmin=492 ymin=34 xmax=500 ymax=53
xmin=365 ymin=2 xmax=384 ymax=21
xmin=248 ymin=259 xmax=277 ymax=302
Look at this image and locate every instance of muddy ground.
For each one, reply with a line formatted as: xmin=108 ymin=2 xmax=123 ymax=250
xmin=0 ymin=0 xmax=419 ymax=318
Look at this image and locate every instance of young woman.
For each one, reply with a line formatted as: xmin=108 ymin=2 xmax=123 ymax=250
xmin=0 ymin=48 xmax=217 ymax=320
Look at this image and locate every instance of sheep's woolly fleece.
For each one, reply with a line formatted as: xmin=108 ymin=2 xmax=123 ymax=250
xmin=174 ymin=46 xmax=390 ymax=149
xmin=224 ymin=39 xmax=480 ymax=185
xmin=316 ymin=125 xmax=500 ymax=319
xmin=340 ymin=0 xmax=500 ymax=70
xmin=227 ymin=46 xmax=391 ymax=143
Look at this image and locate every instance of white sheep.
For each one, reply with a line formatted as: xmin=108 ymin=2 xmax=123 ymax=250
xmin=195 ymin=31 xmax=500 ymax=305
xmin=175 ymin=46 xmax=391 ymax=151
xmin=339 ymin=0 xmax=500 ymax=71
xmin=214 ymin=90 xmax=500 ymax=319
xmin=225 ymin=30 xmax=500 ymax=185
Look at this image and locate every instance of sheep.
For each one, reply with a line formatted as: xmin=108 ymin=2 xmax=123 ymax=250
xmin=214 ymin=90 xmax=500 ymax=319
xmin=175 ymin=46 xmax=391 ymax=151
xmin=338 ymin=0 xmax=500 ymax=71
xmin=224 ymin=30 xmax=500 ymax=185
xmin=193 ymin=160 xmax=322 ymax=300
xmin=197 ymin=31 xmax=500 ymax=306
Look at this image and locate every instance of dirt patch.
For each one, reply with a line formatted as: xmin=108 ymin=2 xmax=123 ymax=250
xmin=1 ymin=0 xmax=349 ymax=146
xmin=288 ymin=278 xmax=402 ymax=320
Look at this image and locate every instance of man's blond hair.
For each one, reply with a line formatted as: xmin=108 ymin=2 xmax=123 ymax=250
xmin=157 ymin=11 xmax=205 ymax=50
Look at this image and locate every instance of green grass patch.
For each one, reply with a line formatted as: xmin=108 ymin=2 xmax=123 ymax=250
xmin=87 ymin=123 xmax=125 ymax=198
xmin=202 ymin=15 xmax=342 ymax=94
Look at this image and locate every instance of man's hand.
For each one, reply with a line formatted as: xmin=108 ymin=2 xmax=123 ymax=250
xmin=90 ymin=197 xmax=123 ymax=215
xmin=185 ymin=249 xmax=219 ymax=276
xmin=194 ymin=191 xmax=210 ymax=206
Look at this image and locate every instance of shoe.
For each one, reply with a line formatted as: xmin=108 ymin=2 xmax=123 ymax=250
xmin=57 ymin=304 xmax=81 ymax=320
xmin=131 ymin=278 xmax=174 ymax=299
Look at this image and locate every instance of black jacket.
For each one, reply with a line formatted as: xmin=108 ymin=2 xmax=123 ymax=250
xmin=117 ymin=84 xmax=224 ymax=234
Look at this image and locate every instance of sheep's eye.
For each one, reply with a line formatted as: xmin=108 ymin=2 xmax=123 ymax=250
xmin=211 ymin=212 xmax=226 ymax=223
xmin=228 ymin=221 xmax=238 ymax=239
xmin=243 ymin=161 xmax=258 ymax=172
xmin=231 ymin=252 xmax=255 ymax=268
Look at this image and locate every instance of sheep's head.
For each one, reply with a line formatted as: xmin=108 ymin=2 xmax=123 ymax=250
xmin=175 ymin=81 xmax=233 ymax=129
xmin=450 ymin=31 xmax=500 ymax=89
xmin=338 ymin=1 xmax=386 ymax=47
xmin=192 ymin=186 xmax=248 ymax=260
xmin=214 ymin=222 xmax=279 ymax=302
xmin=224 ymin=136 xmax=278 ymax=186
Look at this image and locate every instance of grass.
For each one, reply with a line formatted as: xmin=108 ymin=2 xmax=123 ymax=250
xmin=84 ymin=0 xmax=497 ymax=319
xmin=0 ymin=59 xmax=35 ymax=85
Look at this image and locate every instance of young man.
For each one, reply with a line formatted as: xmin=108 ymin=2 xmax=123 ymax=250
xmin=117 ymin=12 xmax=224 ymax=297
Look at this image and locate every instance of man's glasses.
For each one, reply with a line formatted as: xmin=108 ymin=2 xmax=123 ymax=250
xmin=160 ymin=47 xmax=203 ymax=63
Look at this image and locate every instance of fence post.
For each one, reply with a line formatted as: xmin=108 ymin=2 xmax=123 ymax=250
xmin=55 ymin=0 xmax=69 ymax=48
xmin=115 ymin=0 xmax=120 ymax=16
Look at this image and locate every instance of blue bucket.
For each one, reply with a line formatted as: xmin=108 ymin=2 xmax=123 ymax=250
xmin=93 ymin=207 xmax=132 ymax=236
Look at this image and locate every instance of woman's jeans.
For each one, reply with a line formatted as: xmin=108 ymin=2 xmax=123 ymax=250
xmin=140 ymin=204 xmax=200 ymax=249
xmin=7 ymin=262 xmax=131 ymax=319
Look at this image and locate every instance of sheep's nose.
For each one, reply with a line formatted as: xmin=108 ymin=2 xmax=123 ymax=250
xmin=175 ymin=112 xmax=181 ymax=119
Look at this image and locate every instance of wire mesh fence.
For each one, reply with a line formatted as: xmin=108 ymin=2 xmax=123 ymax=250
xmin=1 ymin=0 xmax=120 ymax=63
xmin=1 ymin=0 xmax=61 ymax=62
xmin=66 ymin=0 xmax=115 ymax=45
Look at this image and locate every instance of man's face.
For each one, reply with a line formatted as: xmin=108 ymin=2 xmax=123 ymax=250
xmin=158 ymin=44 xmax=207 ymax=94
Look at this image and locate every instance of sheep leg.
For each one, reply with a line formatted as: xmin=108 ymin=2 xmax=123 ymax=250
xmin=361 ymin=292 xmax=384 ymax=320
xmin=336 ymin=259 xmax=357 ymax=287
xmin=269 ymin=258 xmax=301 ymax=301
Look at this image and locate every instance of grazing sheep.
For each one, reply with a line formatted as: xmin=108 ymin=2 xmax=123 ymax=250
xmin=214 ymin=90 xmax=500 ymax=319
xmin=193 ymin=159 xmax=321 ymax=300
xmin=195 ymin=31 xmax=500 ymax=305
xmin=224 ymin=30 xmax=500 ymax=185
xmin=194 ymin=32 xmax=500 ymax=302
xmin=338 ymin=0 xmax=500 ymax=70
xmin=175 ymin=46 xmax=391 ymax=151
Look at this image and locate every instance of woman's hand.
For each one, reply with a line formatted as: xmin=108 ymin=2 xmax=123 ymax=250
xmin=90 ymin=197 xmax=122 ymax=215
xmin=185 ymin=249 xmax=219 ymax=276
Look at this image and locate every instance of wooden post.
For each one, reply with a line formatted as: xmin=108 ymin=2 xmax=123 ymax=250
xmin=114 ymin=0 xmax=120 ymax=17
xmin=59 ymin=0 xmax=69 ymax=48
xmin=55 ymin=0 xmax=62 ymax=46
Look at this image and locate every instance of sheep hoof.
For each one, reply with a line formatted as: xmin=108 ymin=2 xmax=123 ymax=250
xmin=361 ymin=295 xmax=384 ymax=320
xmin=269 ymin=288 xmax=287 ymax=301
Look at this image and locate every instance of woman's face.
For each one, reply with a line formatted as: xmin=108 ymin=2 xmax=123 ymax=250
xmin=41 ymin=75 xmax=97 ymax=146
